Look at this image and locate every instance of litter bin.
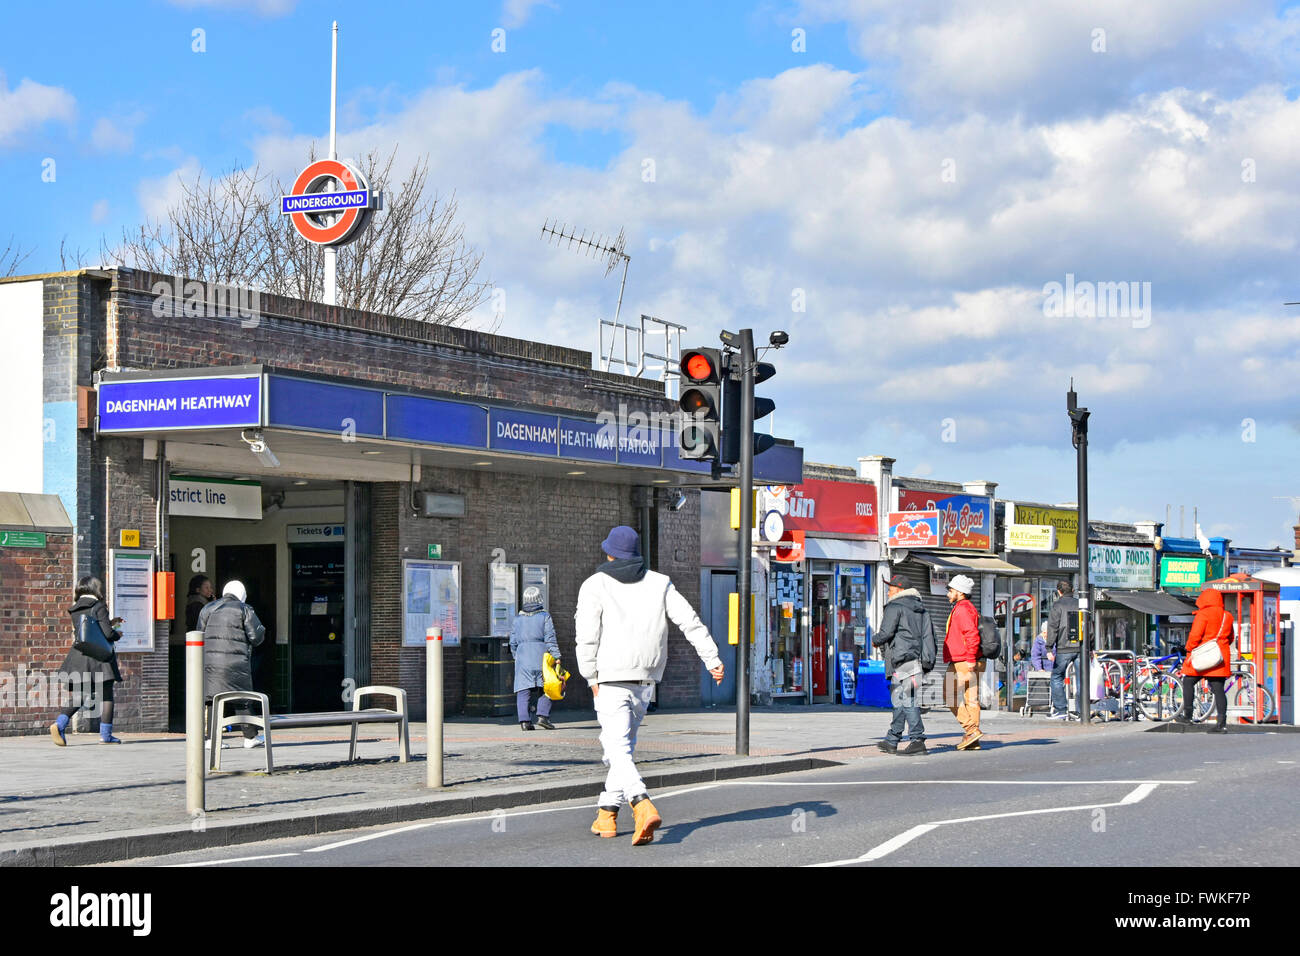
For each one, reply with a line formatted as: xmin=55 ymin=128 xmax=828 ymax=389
xmin=854 ymin=659 xmax=890 ymax=708
xmin=465 ymin=636 xmax=514 ymax=717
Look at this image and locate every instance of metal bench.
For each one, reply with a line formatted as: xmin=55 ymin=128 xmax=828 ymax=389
xmin=208 ymin=686 xmax=410 ymax=773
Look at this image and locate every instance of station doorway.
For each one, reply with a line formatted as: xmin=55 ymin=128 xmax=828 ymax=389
xmin=167 ymin=475 xmax=362 ymax=722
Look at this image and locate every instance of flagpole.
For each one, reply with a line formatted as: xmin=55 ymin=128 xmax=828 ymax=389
xmin=324 ymin=20 xmax=339 ymax=306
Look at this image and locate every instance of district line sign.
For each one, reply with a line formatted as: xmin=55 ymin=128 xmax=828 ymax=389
xmin=280 ymin=158 xmax=376 ymax=245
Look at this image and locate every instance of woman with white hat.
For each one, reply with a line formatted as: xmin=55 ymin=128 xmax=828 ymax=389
xmin=198 ymin=580 xmax=267 ymax=748
xmin=510 ymin=586 xmax=561 ymax=730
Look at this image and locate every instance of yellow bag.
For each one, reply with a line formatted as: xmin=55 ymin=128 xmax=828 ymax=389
xmin=543 ymin=652 xmax=570 ymax=701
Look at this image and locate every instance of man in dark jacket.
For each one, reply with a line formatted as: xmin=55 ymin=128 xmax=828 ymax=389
xmin=1045 ymin=580 xmax=1082 ymax=718
xmin=872 ymin=576 xmax=937 ymax=755
xmin=199 ymin=580 xmax=266 ymax=746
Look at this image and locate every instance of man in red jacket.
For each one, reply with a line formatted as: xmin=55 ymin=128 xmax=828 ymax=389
xmin=943 ymin=574 xmax=983 ymax=750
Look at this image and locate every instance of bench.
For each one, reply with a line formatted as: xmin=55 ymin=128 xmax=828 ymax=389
xmin=208 ymin=686 xmax=410 ymax=774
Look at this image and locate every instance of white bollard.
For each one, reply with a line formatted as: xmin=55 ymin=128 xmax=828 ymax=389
xmin=186 ymin=629 xmax=205 ymax=814
xmin=427 ymin=626 xmax=443 ymax=789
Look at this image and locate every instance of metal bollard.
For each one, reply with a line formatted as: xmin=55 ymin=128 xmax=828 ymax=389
xmin=186 ymin=629 xmax=205 ymax=814
xmin=427 ymin=626 xmax=443 ymax=789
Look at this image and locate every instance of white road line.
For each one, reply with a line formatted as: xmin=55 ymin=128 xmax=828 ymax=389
xmin=305 ymin=785 xmax=720 ymax=854
xmin=727 ymin=779 xmax=1196 ymax=786
xmin=814 ymin=783 xmax=1164 ymax=867
xmin=170 ymin=852 xmax=299 ymax=867
xmin=1277 ymin=761 xmax=1295 ymax=765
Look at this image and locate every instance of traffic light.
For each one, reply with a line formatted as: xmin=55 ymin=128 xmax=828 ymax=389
xmin=721 ymin=361 xmax=776 ymax=464
xmin=678 ymin=347 xmax=723 ymax=460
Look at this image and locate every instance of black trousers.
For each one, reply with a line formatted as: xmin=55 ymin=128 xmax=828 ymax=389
xmin=1182 ymin=675 xmax=1227 ymax=727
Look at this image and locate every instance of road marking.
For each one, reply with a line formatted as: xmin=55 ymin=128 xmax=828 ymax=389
xmin=170 ymin=852 xmax=299 ymax=867
xmin=1055 ymin=760 xmax=1073 ymax=764
xmin=813 ymin=783 xmax=1165 ymax=867
xmin=728 ymin=779 xmax=1196 ymax=786
xmin=1278 ymin=761 xmax=1296 ymax=765
xmin=305 ymin=785 xmax=720 ymax=854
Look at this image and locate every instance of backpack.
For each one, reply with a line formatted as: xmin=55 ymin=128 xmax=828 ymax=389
xmin=978 ymin=615 xmax=1001 ymax=660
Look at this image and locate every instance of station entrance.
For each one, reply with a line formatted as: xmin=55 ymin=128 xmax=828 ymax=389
xmin=167 ymin=474 xmax=358 ymax=724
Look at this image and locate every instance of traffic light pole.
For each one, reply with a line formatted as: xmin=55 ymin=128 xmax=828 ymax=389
xmin=1069 ymin=385 xmax=1091 ymax=725
xmin=736 ymin=329 xmax=754 ymax=756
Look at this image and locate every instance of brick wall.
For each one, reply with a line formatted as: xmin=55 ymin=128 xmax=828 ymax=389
xmin=0 ymin=533 xmax=75 ymax=736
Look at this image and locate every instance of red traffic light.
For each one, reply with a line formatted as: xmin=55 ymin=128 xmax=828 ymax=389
xmin=683 ymin=352 xmax=715 ymax=382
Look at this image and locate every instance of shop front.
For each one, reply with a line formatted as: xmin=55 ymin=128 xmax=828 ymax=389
xmin=1089 ymin=539 xmax=1158 ymax=655
xmin=886 ymin=480 xmax=1013 ymax=706
xmin=758 ymin=473 xmax=879 ymax=704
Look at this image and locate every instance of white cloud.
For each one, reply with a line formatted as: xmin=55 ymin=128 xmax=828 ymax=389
xmin=501 ymin=0 xmax=556 ymax=29
xmin=91 ymin=199 xmax=110 ymax=224
xmin=91 ymin=111 xmax=146 ymax=153
xmin=165 ymin=0 xmax=298 ymax=15
xmin=0 ymin=72 xmax=75 ymax=146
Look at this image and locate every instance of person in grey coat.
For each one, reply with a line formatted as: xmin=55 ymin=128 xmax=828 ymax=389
xmin=872 ymin=575 xmax=937 ymax=756
xmin=50 ymin=576 xmax=125 ymax=745
xmin=199 ymin=580 xmax=266 ymax=746
xmin=510 ymin=586 xmax=560 ymax=730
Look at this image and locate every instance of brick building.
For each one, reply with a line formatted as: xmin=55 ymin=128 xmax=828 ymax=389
xmin=0 ymin=493 xmax=76 ymax=736
xmin=0 ymin=268 xmax=800 ymax=733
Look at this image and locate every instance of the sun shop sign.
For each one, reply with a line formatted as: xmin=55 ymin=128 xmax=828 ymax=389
xmin=895 ymin=490 xmax=992 ymax=551
xmin=767 ymin=479 xmax=877 ymax=536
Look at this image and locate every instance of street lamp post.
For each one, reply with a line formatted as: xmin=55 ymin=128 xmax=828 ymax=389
xmin=1068 ymin=382 xmax=1091 ymax=725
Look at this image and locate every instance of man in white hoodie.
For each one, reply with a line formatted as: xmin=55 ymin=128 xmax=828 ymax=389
xmin=576 ymin=525 xmax=724 ymax=845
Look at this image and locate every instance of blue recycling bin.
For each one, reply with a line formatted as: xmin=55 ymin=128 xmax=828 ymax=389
xmin=855 ymin=659 xmax=890 ymax=708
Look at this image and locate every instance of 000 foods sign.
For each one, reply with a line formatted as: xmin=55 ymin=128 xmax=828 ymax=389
xmin=1089 ymin=545 xmax=1154 ymax=589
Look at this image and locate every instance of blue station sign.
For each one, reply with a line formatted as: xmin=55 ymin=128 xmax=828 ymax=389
xmin=98 ymin=374 xmax=262 ymax=433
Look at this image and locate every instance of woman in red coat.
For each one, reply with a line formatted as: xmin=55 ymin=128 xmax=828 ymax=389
xmin=1176 ymin=588 xmax=1234 ymax=732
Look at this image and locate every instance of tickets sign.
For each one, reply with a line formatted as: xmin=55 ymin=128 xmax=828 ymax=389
xmin=895 ymin=490 xmax=992 ymax=551
xmin=887 ymin=510 xmax=940 ymax=548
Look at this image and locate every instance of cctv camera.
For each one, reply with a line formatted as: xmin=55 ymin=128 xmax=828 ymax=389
xmin=769 ymin=330 xmax=789 ymax=347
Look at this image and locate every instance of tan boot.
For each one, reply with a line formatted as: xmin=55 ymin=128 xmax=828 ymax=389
xmin=631 ymin=797 xmax=661 ymax=846
xmin=590 ymin=808 xmax=618 ymax=838
xmin=50 ymin=723 xmax=66 ymax=747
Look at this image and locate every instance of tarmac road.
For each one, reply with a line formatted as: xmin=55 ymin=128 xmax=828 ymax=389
xmin=115 ymin=727 xmax=1300 ymax=867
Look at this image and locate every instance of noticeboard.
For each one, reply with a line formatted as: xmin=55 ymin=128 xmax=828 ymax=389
xmin=521 ymin=564 xmax=550 ymax=610
xmin=402 ymin=559 xmax=461 ymax=647
xmin=109 ymin=549 xmax=156 ymax=652
xmin=489 ymin=562 xmax=519 ymax=637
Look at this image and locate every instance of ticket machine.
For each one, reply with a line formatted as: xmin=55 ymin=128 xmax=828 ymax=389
xmin=1205 ymin=574 xmax=1284 ymax=723
xmin=1253 ymin=568 xmax=1299 ymax=725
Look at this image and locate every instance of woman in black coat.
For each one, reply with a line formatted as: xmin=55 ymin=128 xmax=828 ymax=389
xmin=51 ymin=576 xmax=125 ymax=745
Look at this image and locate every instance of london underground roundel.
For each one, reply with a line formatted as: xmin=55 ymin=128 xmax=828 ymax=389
xmin=280 ymin=158 xmax=375 ymax=246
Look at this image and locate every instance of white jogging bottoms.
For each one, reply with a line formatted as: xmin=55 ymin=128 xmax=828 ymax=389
xmin=594 ymin=681 xmax=655 ymax=807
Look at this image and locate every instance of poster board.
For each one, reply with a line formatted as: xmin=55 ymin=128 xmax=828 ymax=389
xmin=521 ymin=563 xmax=550 ymax=610
xmin=403 ymin=559 xmax=461 ymax=647
xmin=109 ymin=549 xmax=156 ymax=652
xmin=489 ymin=562 xmax=519 ymax=637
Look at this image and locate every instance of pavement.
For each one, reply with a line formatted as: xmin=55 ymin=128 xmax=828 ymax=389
xmin=0 ymin=703 xmax=1201 ymax=866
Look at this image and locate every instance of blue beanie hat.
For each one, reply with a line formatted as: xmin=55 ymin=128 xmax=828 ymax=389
xmin=601 ymin=525 xmax=641 ymax=560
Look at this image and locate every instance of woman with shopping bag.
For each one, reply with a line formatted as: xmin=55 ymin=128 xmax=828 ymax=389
xmin=1175 ymin=588 xmax=1235 ymax=732
xmin=50 ymin=576 xmax=125 ymax=745
xmin=510 ymin=586 xmax=561 ymax=730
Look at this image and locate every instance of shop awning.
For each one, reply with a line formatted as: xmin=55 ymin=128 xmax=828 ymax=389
xmin=1098 ymin=590 xmax=1197 ymax=616
xmin=909 ymin=553 xmax=1024 ymax=574
xmin=803 ymin=537 xmax=882 ymax=562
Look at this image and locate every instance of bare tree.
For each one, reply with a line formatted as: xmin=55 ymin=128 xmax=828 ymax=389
xmin=105 ymin=147 xmax=490 ymax=326
xmin=1 ymin=235 xmax=32 ymax=278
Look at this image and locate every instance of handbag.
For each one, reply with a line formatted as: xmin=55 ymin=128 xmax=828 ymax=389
xmin=1188 ymin=614 xmax=1229 ymax=673
xmin=71 ymin=610 xmax=114 ymax=663
xmin=892 ymin=659 xmax=923 ymax=683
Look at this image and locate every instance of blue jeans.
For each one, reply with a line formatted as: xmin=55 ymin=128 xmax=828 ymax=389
xmin=1050 ymin=652 xmax=1077 ymax=713
xmin=885 ymin=673 xmax=925 ymax=744
xmin=517 ymin=687 xmax=552 ymax=722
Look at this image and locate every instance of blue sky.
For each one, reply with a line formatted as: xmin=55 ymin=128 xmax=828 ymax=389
xmin=4 ymin=0 xmax=1300 ymax=549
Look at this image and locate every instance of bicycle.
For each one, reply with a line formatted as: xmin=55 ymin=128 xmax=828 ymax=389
xmin=1190 ymin=666 xmax=1275 ymax=723
xmin=1099 ymin=653 xmax=1183 ymax=721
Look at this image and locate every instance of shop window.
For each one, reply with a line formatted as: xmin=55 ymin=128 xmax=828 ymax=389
xmin=768 ymin=568 xmax=804 ymax=695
